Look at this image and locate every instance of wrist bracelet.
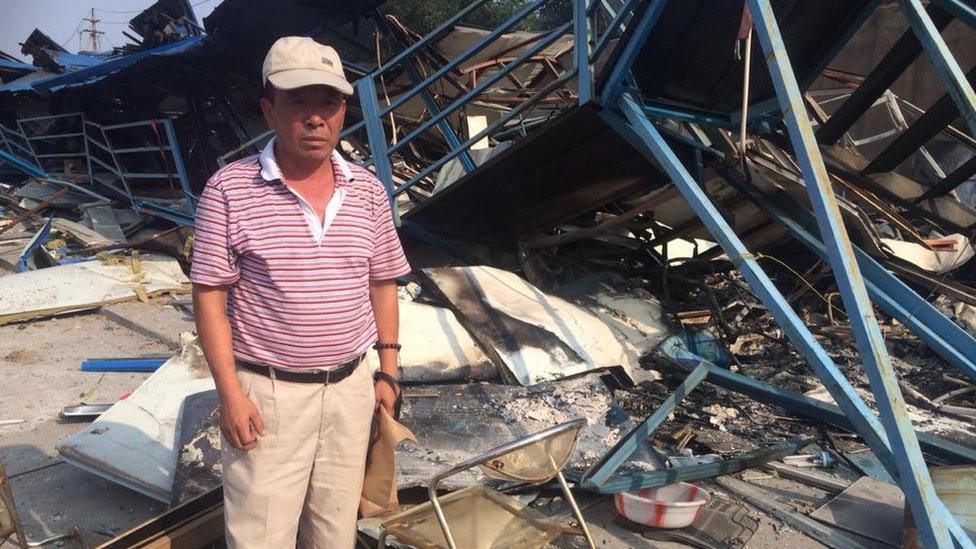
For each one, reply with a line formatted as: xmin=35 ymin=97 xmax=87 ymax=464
xmin=374 ymin=371 xmax=400 ymax=394
xmin=373 ymin=342 xmax=402 ymax=351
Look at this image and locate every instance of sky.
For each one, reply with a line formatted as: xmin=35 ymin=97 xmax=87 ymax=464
xmin=0 ymin=0 xmax=220 ymax=61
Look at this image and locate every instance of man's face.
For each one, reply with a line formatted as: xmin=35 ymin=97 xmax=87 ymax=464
xmin=260 ymin=85 xmax=346 ymax=164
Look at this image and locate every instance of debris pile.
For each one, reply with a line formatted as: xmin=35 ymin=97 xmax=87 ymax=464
xmin=2 ymin=0 xmax=976 ymax=547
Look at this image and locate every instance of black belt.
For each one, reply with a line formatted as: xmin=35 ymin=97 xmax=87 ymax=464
xmin=237 ymin=354 xmax=363 ymax=384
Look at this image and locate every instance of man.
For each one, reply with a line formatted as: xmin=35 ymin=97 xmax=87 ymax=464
xmin=190 ymin=36 xmax=410 ymax=548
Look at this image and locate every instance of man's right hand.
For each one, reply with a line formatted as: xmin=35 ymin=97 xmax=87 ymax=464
xmin=220 ymin=391 xmax=266 ymax=451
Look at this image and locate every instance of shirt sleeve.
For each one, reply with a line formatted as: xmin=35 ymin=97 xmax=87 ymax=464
xmin=189 ymin=179 xmax=240 ymax=286
xmin=369 ymin=182 xmax=411 ymax=281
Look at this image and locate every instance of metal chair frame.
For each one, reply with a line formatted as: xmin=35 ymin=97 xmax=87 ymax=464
xmin=378 ymin=418 xmax=596 ymax=549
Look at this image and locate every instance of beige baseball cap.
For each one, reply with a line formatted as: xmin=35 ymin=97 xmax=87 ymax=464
xmin=262 ymin=36 xmax=354 ymax=95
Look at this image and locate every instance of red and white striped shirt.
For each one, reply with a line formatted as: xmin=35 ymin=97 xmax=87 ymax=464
xmin=189 ymin=145 xmax=411 ymax=370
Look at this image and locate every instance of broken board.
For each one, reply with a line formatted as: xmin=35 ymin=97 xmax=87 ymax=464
xmin=57 ymin=335 xmax=214 ymax=502
xmin=0 ymin=253 xmax=189 ymax=325
xmin=810 ymin=476 xmax=904 ymax=547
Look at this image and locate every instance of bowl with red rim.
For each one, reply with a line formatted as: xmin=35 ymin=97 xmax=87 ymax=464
xmin=613 ymin=482 xmax=710 ymax=528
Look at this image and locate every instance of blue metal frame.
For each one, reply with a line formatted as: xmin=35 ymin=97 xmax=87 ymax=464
xmin=384 ymin=22 xmax=573 ymax=157
xmin=600 ymin=0 xmax=668 ymax=105
xmin=17 ymin=112 xmax=91 ymax=183
xmin=83 ymin=118 xmax=196 ymax=224
xmin=18 ymin=216 xmax=53 ymax=272
xmin=605 ymin=92 xmax=971 ymax=546
xmin=930 ymin=0 xmax=976 ymax=32
xmin=358 ymin=76 xmax=399 ymax=223
xmin=372 ymin=10 xmax=477 ymax=174
xmin=341 ymin=2 xmax=976 ymax=543
xmin=377 ymin=0 xmax=558 ymax=117
xmin=748 ymin=1 xmax=956 ymax=544
xmin=752 ymin=191 xmax=976 ymax=382
xmin=0 ymin=148 xmax=46 ymax=178
xmin=574 ymin=0 xmax=593 ymax=104
xmin=899 ymin=0 xmax=976 ymax=141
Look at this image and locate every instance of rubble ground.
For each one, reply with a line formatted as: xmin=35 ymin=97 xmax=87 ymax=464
xmin=0 ymin=243 xmax=194 ymax=544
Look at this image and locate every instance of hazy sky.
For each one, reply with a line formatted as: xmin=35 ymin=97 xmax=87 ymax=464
xmin=0 ymin=0 xmax=220 ymax=61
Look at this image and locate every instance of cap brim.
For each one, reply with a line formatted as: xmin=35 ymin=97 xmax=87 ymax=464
xmin=267 ymin=69 xmax=354 ymax=95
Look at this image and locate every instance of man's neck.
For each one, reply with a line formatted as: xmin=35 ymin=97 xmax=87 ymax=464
xmin=274 ymin=140 xmax=334 ymax=184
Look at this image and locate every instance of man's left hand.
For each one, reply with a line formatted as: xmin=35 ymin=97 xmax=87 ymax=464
xmin=374 ymin=379 xmax=398 ymax=416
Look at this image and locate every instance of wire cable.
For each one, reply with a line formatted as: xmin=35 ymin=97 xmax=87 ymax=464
xmin=754 ymin=252 xmax=849 ymax=319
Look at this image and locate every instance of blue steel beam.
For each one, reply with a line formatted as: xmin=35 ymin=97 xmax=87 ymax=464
xmin=372 ymin=11 xmax=477 ymax=174
xmin=607 ymin=95 xmax=973 ymax=547
xmin=358 ymin=76 xmax=399 ymax=224
xmin=590 ymin=0 xmax=638 ymax=63
xmin=386 ymin=22 xmax=573 ymax=156
xmin=394 ymin=69 xmax=577 ymax=195
xmin=899 ymin=0 xmax=976 ymax=146
xmin=748 ymin=0 xmax=955 ymax=544
xmin=379 ymin=0 xmax=557 ymax=117
xmin=371 ymin=0 xmax=492 ymax=78
xmin=0 ymin=148 xmax=47 ymax=178
xmin=750 ymin=188 xmax=976 ymax=382
xmin=574 ymin=0 xmax=593 ymax=104
xmin=584 ymin=362 xmax=709 ymax=488
xmin=161 ymin=119 xmax=196 ymax=215
xmin=600 ymin=0 xmax=668 ymax=105
xmin=705 ymin=364 xmax=976 ymax=465
xmin=930 ymin=0 xmax=976 ymax=28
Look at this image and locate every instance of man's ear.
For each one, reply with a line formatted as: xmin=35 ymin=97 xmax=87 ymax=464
xmin=259 ymin=97 xmax=276 ymax=131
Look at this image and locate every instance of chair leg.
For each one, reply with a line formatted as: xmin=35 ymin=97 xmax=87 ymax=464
xmin=556 ymin=471 xmax=596 ymax=549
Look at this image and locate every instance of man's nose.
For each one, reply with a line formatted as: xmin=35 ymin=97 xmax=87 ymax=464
xmin=305 ymin=113 xmax=325 ymax=128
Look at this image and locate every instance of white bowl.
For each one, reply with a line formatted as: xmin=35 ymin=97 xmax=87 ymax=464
xmin=613 ymin=482 xmax=710 ymax=528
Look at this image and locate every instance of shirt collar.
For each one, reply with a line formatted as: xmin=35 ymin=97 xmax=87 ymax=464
xmin=259 ymin=136 xmax=355 ymax=184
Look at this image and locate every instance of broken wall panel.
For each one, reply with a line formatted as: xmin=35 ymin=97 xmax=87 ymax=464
xmin=418 ymin=265 xmax=638 ymax=386
xmin=362 ymin=299 xmax=497 ymax=383
xmin=56 ymin=335 xmax=213 ymax=502
xmin=0 ymin=253 xmax=189 ymax=326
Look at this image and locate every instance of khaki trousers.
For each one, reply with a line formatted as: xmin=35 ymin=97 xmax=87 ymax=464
xmin=222 ymin=361 xmax=375 ymax=549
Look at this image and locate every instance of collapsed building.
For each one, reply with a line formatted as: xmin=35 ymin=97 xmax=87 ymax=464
xmin=2 ymin=0 xmax=976 ymax=547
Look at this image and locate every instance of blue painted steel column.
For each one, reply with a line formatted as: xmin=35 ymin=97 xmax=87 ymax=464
xmin=358 ymin=76 xmax=399 ymax=225
xmin=609 ymin=95 xmax=974 ymax=548
xmin=574 ymin=0 xmax=593 ymax=104
xmin=0 ymin=149 xmax=46 ymax=178
xmin=162 ymin=119 xmax=196 ymax=215
xmin=748 ymin=0 xmax=952 ymax=545
xmin=899 ymin=0 xmax=976 ymax=141
xmin=600 ymin=0 xmax=668 ymax=105
xmin=930 ymin=0 xmax=976 ymax=29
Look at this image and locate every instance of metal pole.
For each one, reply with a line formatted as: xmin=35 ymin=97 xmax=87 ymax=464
xmin=747 ymin=0 xmax=955 ymax=545
xmin=739 ymin=29 xmax=752 ymax=152
xmin=358 ymin=77 xmax=400 ymax=225
xmin=608 ymin=95 xmax=973 ymax=547
xmin=901 ymin=0 xmax=976 ymax=141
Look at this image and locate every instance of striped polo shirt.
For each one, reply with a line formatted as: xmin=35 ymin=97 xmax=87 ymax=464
xmin=189 ymin=143 xmax=411 ymax=370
